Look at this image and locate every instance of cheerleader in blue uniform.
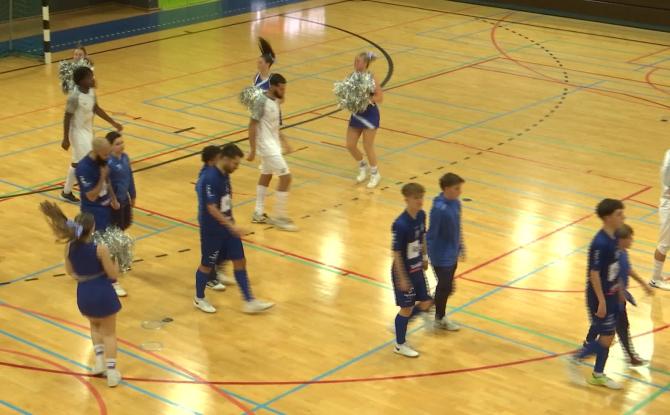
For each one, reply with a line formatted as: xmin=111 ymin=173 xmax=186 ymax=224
xmin=40 ymin=201 xmax=123 ymax=388
xmin=254 ymin=37 xmax=275 ymax=91
xmin=346 ymin=52 xmax=384 ymax=188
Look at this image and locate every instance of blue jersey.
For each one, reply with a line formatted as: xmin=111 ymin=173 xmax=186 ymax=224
xmin=196 ymin=166 xmax=232 ymax=232
xmin=587 ymin=230 xmax=620 ymax=299
xmin=107 ymin=153 xmax=136 ymax=203
xmin=426 ymin=193 xmax=462 ymax=267
xmin=76 ymin=155 xmax=111 ymax=208
xmin=392 ymin=210 xmax=426 ymax=275
xmin=254 ymin=73 xmax=270 ymax=91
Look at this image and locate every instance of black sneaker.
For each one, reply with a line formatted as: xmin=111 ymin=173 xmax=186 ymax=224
xmin=61 ymin=191 xmax=80 ymax=203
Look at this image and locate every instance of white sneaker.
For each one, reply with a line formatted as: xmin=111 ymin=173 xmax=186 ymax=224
xmin=565 ymin=356 xmax=585 ymax=386
xmin=252 ymin=212 xmax=270 ymax=224
xmin=356 ymin=166 xmax=368 ymax=183
xmin=206 ymin=279 xmax=226 ymax=291
xmin=112 ymin=282 xmax=127 ymax=297
xmin=367 ymin=172 xmax=381 ymax=188
xmin=217 ymin=271 xmax=236 ymax=286
xmin=434 ymin=317 xmax=460 ymax=331
xmin=243 ymin=299 xmax=275 ymax=314
xmin=270 ymin=217 xmax=299 ymax=232
xmin=193 ymin=297 xmax=216 ymax=313
xmin=394 ymin=343 xmax=419 ymax=358
xmin=91 ymin=359 xmax=106 ymax=376
xmin=649 ymin=279 xmax=670 ymax=290
xmin=106 ymin=369 xmax=122 ymax=387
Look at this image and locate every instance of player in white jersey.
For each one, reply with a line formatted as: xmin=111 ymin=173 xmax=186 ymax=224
xmin=61 ymin=66 xmax=122 ymax=203
xmin=247 ymin=73 xmax=298 ymax=232
xmin=650 ymin=149 xmax=670 ymax=290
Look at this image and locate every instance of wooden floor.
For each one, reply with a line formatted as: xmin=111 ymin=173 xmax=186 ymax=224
xmin=1 ymin=0 xmax=670 ymax=413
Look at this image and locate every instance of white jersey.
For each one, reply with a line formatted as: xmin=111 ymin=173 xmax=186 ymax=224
xmin=662 ymin=149 xmax=670 ymax=199
xmin=66 ymin=87 xmax=96 ymax=142
xmin=253 ymin=96 xmax=282 ymax=157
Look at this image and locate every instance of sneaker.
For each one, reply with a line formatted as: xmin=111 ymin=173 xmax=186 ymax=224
xmin=434 ymin=317 xmax=460 ymax=331
xmin=217 ymin=271 xmax=236 ymax=286
xmin=588 ymin=374 xmax=622 ymax=390
xmin=252 ymin=212 xmax=270 ymax=224
xmin=61 ymin=191 xmax=80 ymax=203
xmin=91 ymin=359 xmax=106 ymax=376
xmin=270 ymin=217 xmax=299 ymax=232
xmin=394 ymin=343 xmax=419 ymax=358
xmin=242 ymin=299 xmax=275 ymax=314
xmin=565 ymin=355 xmax=586 ymax=385
xmin=206 ymin=279 xmax=226 ymax=291
xmin=106 ymin=369 xmax=122 ymax=387
xmin=112 ymin=282 xmax=127 ymax=297
xmin=367 ymin=172 xmax=382 ymax=189
xmin=649 ymin=279 xmax=670 ymax=290
xmin=356 ymin=166 xmax=368 ymax=183
xmin=193 ymin=297 xmax=216 ymax=313
xmin=629 ymin=355 xmax=648 ymax=367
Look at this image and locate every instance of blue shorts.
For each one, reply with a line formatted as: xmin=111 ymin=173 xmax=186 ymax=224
xmin=82 ymin=204 xmax=111 ymax=232
xmin=218 ymin=235 xmax=245 ymax=262
xmin=76 ymin=276 xmax=121 ymax=318
xmin=587 ymin=295 xmax=620 ymax=335
xmin=392 ymin=271 xmax=431 ymax=308
xmin=201 ymin=231 xmax=245 ymax=267
xmin=349 ymin=104 xmax=380 ymax=130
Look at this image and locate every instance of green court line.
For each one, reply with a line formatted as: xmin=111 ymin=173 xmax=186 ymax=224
xmin=623 ymin=381 xmax=670 ymax=414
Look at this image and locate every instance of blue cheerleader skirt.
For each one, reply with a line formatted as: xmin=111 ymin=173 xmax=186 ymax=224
xmin=76 ymin=276 xmax=122 ymax=318
xmin=349 ymin=104 xmax=380 ymax=130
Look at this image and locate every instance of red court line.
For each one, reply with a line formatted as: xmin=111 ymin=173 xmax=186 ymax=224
xmin=628 ymin=46 xmax=670 ymax=64
xmin=645 ymin=67 xmax=670 ymax=97
xmin=630 ymin=198 xmax=658 ymax=209
xmin=0 ymin=348 xmax=107 ymax=415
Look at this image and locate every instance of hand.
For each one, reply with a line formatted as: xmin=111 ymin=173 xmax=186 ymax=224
xmin=644 ymin=285 xmax=654 ymax=296
xmin=61 ymin=138 xmax=70 ymax=151
xmin=131 ymin=198 xmax=136 ymax=208
xmin=246 ymin=151 xmax=255 ymax=162
xmin=596 ymin=302 xmax=606 ymax=319
xmin=113 ymin=122 xmax=123 ymax=132
xmin=111 ymin=199 xmax=120 ymax=210
xmin=227 ymin=225 xmax=247 ymax=238
xmin=283 ymin=142 xmax=293 ymax=155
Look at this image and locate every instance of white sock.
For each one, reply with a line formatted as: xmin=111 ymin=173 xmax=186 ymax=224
xmin=652 ymin=259 xmax=664 ymax=281
xmin=64 ymin=166 xmax=76 ymax=193
xmin=255 ymin=185 xmax=268 ymax=215
xmin=106 ymin=358 xmax=116 ymax=370
xmin=370 ymin=165 xmax=379 ymax=175
xmin=274 ymin=191 xmax=289 ymax=219
xmin=94 ymin=344 xmax=104 ymax=364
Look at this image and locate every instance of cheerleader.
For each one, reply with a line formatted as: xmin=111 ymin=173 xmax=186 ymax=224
xmin=59 ymin=45 xmax=94 ymax=94
xmin=39 ymin=201 xmax=122 ymax=387
xmin=254 ymin=37 xmax=275 ymax=91
xmin=346 ymin=52 xmax=383 ymax=188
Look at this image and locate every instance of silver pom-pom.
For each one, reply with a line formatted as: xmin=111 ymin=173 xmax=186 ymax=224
xmin=333 ymin=72 xmax=376 ymax=114
xmin=239 ymin=86 xmax=267 ymax=120
xmin=94 ymin=226 xmax=134 ymax=273
xmin=58 ymin=59 xmax=92 ymax=94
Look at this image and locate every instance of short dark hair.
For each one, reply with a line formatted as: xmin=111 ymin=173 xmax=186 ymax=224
xmin=615 ymin=223 xmax=634 ymax=239
xmin=221 ymin=143 xmax=244 ymax=159
xmin=73 ymin=66 xmax=93 ymax=86
xmin=201 ymin=145 xmax=221 ymax=163
xmin=105 ymin=131 xmax=122 ymax=144
xmin=596 ymin=198 xmax=624 ymax=219
xmin=269 ymin=73 xmax=286 ymax=86
xmin=439 ymin=173 xmax=465 ymax=190
xmin=402 ymin=182 xmax=425 ymax=197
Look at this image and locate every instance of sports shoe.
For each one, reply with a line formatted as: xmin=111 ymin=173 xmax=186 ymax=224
xmin=193 ymin=297 xmax=216 ymax=313
xmin=252 ymin=212 xmax=270 ymax=224
xmin=61 ymin=191 xmax=80 ymax=203
xmin=565 ymin=355 xmax=585 ymax=385
xmin=217 ymin=270 xmax=236 ymax=286
xmin=106 ymin=369 xmax=122 ymax=387
xmin=394 ymin=343 xmax=419 ymax=358
xmin=367 ymin=172 xmax=382 ymax=189
xmin=270 ymin=217 xmax=299 ymax=232
xmin=112 ymin=282 xmax=127 ymax=297
xmin=91 ymin=359 xmax=106 ymax=376
xmin=588 ymin=374 xmax=622 ymax=390
xmin=629 ymin=355 xmax=648 ymax=367
xmin=356 ymin=166 xmax=368 ymax=183
xmin=649 ymin=279 xmax=670 ymax=290
xmin=242 ymin=299 xmax=275 ymax=314
xmin=434 ymin=317 xmax=460 ymax=331
xmin=206 ymin=279 xmax=226 ymax=291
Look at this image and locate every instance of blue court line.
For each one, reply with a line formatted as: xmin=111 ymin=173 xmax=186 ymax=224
xmin=0 ymin=401 xmax=31 ymax=415
xmin=0 ymin=328 xmax=203 ymax=415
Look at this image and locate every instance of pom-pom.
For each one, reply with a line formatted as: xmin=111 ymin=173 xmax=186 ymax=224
xmin=239 ymin=86 xmax=267 ymax=120
xmin=58 ymin=59 xmax=92 ymax=94
xmin=94 ymin=226 xmax=134 ymax=273
xmin=333 ymin=72 xmax=376 ymax=114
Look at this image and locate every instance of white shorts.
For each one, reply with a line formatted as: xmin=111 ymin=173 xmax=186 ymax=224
xmin=658 ymin=198 xmax=670 ymax=254
xmin=259 ymin=154 xmax=290 ymax=176
xmin=70 ymin=132 xmax=93 ymax=164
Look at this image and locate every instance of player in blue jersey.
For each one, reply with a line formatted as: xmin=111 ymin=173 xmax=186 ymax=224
xmin=254 ymin=37 xmax=275 ymax=91
xmin=193 ymin=143 xmax=274 ymax=314
xmin=391 ymin=183 xmax=433 ymax=358
xmin=568 ymin=198 xmax=625 ymax=389
xmin=427 ymin=173 xmax=466 ymax=331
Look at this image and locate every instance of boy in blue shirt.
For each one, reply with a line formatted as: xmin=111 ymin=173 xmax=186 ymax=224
xmin=426 ymin=173 xmax=465 ymax=331
xmin=568 ymin=199 xmax=625 ymax=390
xmin=391 ymin=183 xmax=433 ymax=358
xmin=106 ymin=132 xmax=136 ymax=231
